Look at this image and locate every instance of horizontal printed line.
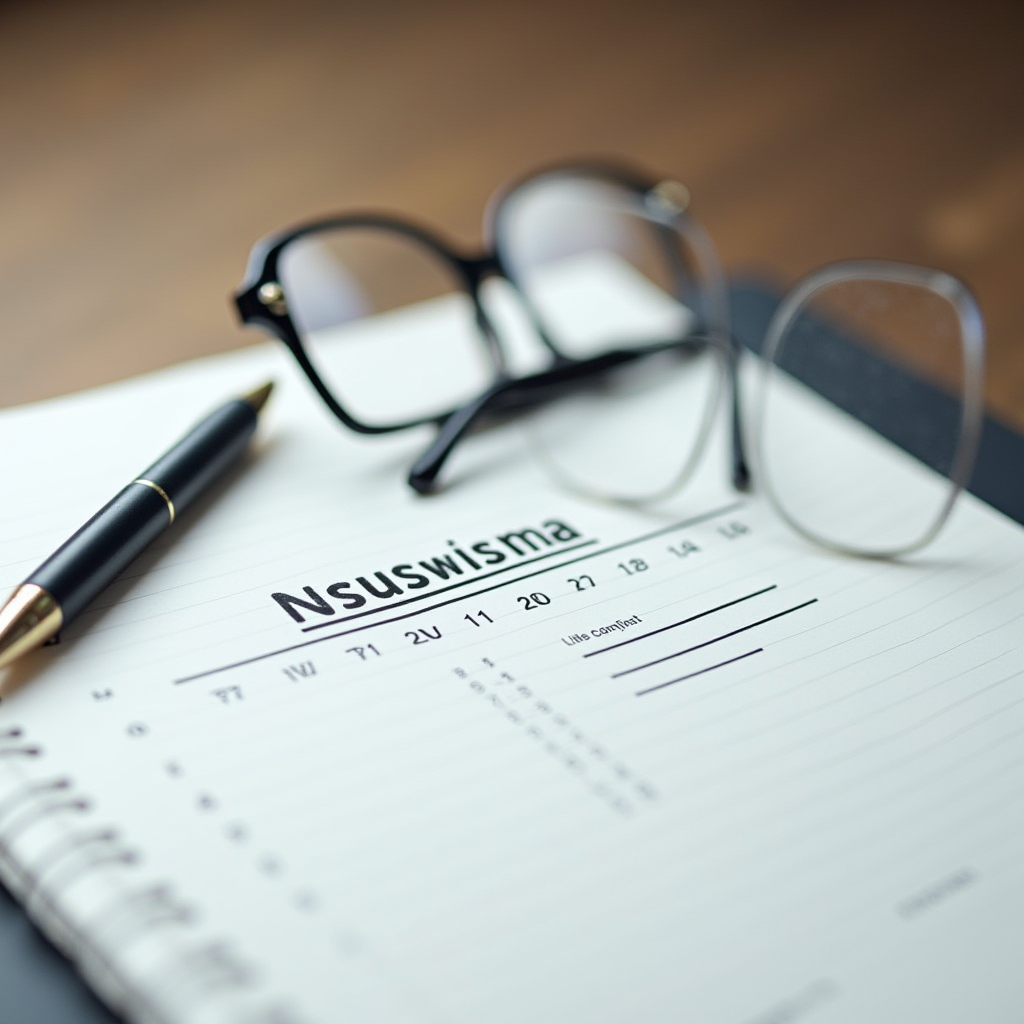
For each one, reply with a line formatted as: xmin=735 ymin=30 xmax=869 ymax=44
xmin=584 ymin=584 xmax=777 ymax=657
xmin=636 ymin=648 xmax=764 ymax=696
xmin=611 ymin=599 xmax=819 ymax=679
xmin=173 ymin=500 xmax=745 ymax=684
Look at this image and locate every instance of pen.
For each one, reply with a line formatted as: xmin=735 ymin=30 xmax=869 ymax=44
xmin=0 ymin=382 xmax=273 ymax=670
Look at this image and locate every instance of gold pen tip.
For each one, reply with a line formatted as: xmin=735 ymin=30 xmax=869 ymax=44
xmin=241 ymin=381 xmax=274 ymax=414
xmin=0 ymin=585 xmax=63 ymax=671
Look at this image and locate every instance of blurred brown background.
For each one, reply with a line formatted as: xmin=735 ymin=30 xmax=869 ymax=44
xmin=2 ymin=0 xmax=1022 ymax=429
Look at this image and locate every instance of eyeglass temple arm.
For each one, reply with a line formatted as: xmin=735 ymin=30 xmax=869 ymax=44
xmin=407 ymin=347 xmax=685 ymax=495
xmin=727 ymin=335 xmax=751 ymax=490
xmin=407 ymin=384 xmax=506 ymax=495
xmin=408 ymin=339 xmax=715 ymax=494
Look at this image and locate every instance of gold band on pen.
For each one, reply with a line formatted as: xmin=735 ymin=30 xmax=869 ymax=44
xmin=133 ymin=479 xmax=176 ymax=524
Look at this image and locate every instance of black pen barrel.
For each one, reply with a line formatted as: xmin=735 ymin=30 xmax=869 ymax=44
xmin=32 ymin=485 xmax=174 ymax=622
xmin=142 ymin=397 xmax=258 ymax=511
xmin=29 ymin=398 xmax=259 ymax=623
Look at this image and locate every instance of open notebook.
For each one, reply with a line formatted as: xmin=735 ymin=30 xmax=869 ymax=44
xmin=1 ymin=261 xmax=1023 ymax=1024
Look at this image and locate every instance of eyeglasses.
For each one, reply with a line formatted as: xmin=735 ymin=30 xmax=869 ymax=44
xmin=234 ymin=160 xmax=985 ymax=558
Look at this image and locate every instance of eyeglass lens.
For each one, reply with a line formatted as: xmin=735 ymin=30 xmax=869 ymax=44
xmin=756 ymin=271 xmax=975 ymax=555
xmin=277 ymin=226 xmax=495 ymax=429
xmin=498 ymin=174 xmax=726 ymax=502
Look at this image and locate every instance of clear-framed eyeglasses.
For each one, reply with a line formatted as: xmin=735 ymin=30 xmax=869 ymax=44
xmin=233 ymin=160 xmax=985 ymax=559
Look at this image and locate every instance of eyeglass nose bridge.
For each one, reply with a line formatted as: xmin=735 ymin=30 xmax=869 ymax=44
xmin=459 ymin=249 xmax=580 ymax=372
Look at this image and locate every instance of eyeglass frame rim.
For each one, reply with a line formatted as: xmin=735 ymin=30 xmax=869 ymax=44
xmin=231 ymin=159 xmax=734 ymax=438
xmin=233 ymin=210 xmax=507 ymax=435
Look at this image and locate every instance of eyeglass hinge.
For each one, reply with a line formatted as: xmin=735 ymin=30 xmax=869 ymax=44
xmin=646 ymin=180 xmax=691 ymax=217
xmin=257 ymin=282 xmax=288 ymax=316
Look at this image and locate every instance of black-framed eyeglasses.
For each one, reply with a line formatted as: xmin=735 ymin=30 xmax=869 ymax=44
xmin=234 ymin=159 xmax=985 ymax=558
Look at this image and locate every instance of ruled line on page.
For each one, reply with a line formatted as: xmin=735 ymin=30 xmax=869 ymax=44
xmin=609 ymin=599 xmax=819 ymax=679
xmin=635 ymin=649 xmax=764 ymax=696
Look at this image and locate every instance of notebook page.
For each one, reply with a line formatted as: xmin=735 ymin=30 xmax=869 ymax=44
xmin=1 ymin=261 xmax=1023 ymax=1024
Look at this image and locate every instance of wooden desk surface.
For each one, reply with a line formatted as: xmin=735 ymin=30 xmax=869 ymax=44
xmin=2 ymin=0 xmax=1022 ymax=430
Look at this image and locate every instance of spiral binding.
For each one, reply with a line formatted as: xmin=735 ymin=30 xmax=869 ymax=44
xmin=0 ymin=726 xmax=308 ymax=1024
